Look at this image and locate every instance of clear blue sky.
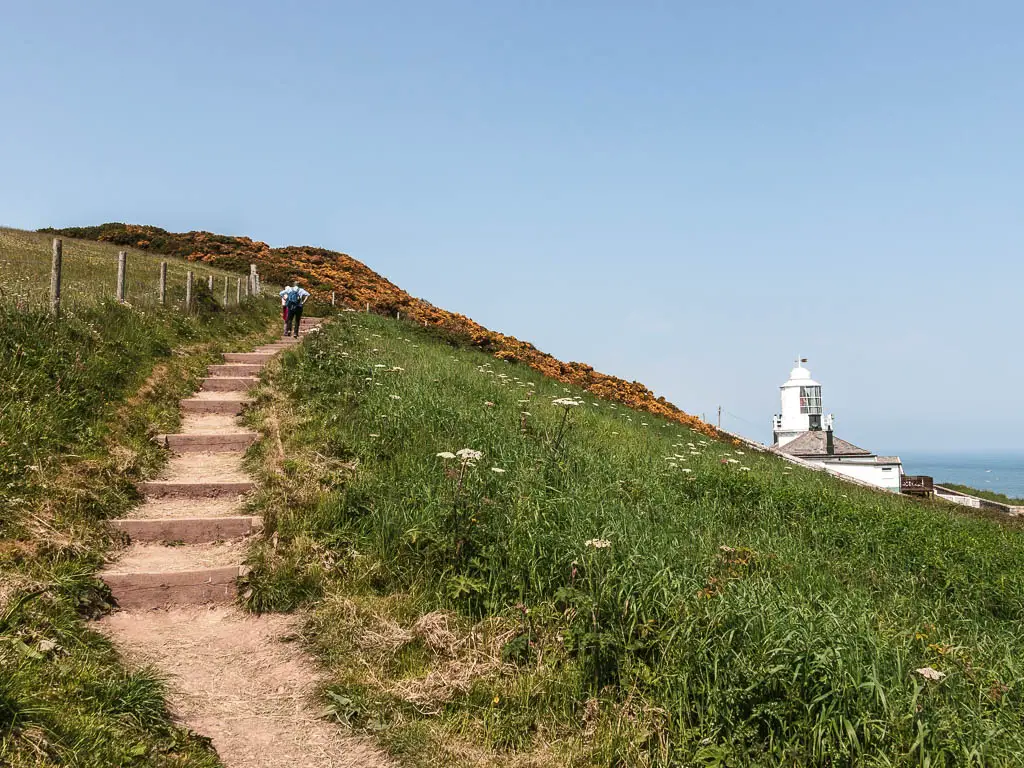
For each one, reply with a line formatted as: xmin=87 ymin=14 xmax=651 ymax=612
xmin=3 ymin=1 xmax=1021 ymax=452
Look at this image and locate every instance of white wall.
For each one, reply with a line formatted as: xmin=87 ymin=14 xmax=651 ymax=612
xmin=804 ymin=458 xmax=902 ymax=492
xmin=779 ymin=385 xmax=810 ymax=433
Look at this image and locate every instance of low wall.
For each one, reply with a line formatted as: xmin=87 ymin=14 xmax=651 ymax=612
xmin=935 ymin=485 xmax=1023 ymax=517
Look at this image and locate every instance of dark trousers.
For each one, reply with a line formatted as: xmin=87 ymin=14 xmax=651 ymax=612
xmin=286 ymin=305 xmax=303 ymax=336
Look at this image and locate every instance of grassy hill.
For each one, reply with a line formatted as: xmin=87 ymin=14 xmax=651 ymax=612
xmin=10 ymin=223 xmax=1024 ymax=765
xmin=241 ymin=310 xmax=1024 ymax=766
xmin=0 ymin=230 xmax=282 ymax=766
xmin=43 ymin=223 xmax=712 ymax=437
xmin=1 ymin=227 xmax=257 ymax=311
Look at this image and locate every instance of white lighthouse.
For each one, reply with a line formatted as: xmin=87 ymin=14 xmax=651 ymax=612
xmin=772 ymin=358 xmax=833 ymax=447
xmin=770 ymin=358 xmax=903 ymax=492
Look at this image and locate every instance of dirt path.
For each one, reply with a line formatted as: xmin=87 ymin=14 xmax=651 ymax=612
xmin=95 ymin=321 xmax=393 ymax=768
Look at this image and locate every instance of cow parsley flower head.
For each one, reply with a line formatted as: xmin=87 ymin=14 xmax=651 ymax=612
xmin=552 ymin=397 xmax=581 ymax=408
xmin=584 ymin=538 xmax=612 ymax=549
xmin=456 ymin=448 xmax=483 ymax=463
xmin=916 ymin=667 xmax=946 ymax=681
xmin=490 ymin=467 xmax=506 ymax=473
xmin=436 ymin=451 xmax=456 ymax=460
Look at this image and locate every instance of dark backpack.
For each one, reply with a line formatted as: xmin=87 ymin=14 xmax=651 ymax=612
xmin=286 ymin=289 xmax=302 ymax=310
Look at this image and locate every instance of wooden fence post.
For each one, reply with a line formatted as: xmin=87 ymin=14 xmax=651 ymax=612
xmin=116 ymin=251 xmax=127 ymax=303
xmin=223 ymin=276 xmax=229 ymax=304
xmin=255 ymin=274 xmax=261 ymax=295
xmin=159 ymin=262 xmax=167 ymax=305
xmin=207 ymin=275 xmax=214 ymax=291
xmin=236 ymin=277 xmax=242 ymax=303
xmin=186 ymin=271 xmax=193 ymax=312
xmin=49 ymin=238 xmax=62 ymax=318
xmin=331 ymin=291 xmax=336 ymax=306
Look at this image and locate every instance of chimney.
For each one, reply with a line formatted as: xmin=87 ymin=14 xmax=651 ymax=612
xmin=826 ymin=427 xmax=834 ymax=456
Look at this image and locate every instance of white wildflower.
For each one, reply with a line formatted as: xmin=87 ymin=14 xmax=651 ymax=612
xmin=739 ymin=466 xmax=751 ymax=472
xmin=436 ymin=451 xmax=456 ymax=459
xmin=490 ymin=467 xmax=506 ymax=473
xmin=389 ymin=394 xmax=401 ymax=400
xmin=584 ymin=538 xmax=612 ymax=549
xmin=552 ymin=397 xmax=581 ymax=407
xmin=456 ymin=448 xmax=483 ymax=462
xmin=916 ymin=667 xmax=946 ymax=681
xmin=680 ymin=468 xmax=692 ymax=473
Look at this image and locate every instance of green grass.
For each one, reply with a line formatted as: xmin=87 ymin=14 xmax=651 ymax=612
xmin=939 ymin=483 xmax=1024 ymax=507
xmin=0 ymin=290 xmax=279 ymax=766
xmin=0 ymin=227 xmax=268 ymax=311
xmin=244 ymin=311 xmax=1024 ymax=767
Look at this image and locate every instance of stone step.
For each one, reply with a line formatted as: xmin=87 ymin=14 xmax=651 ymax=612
xmin=180 ymin=397 xmax=248 ymax=415
xmin=103 ymin=566 xmax=242 ymax=609
xmin=208 ymin=363 xmax=262 ymax=377
xmin=201 ymin=376 xmax=259 ymax=392
xmin=140 ymin=480 xmax=254 ymax=498
xmin=109 ymin=516 xmax=262 ymax=544
xmin=157 ymin=432 xmax=258 ymax=453
xmin=224 ymin=353 xmax=274 ymax=364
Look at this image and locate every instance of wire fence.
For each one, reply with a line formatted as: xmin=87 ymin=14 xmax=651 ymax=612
xmin=0 ymin=227 xmax=272 ymax=315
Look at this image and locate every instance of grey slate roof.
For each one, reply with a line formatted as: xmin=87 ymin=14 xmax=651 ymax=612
xmin=772 ymin=431 xmax=873 ymax=458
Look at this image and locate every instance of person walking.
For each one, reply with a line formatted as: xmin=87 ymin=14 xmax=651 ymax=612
xmin=279 ymin=281 xmax=310 ymax=337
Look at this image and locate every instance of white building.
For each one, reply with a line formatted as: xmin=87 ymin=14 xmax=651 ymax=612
xmin=770 ymin=359 xmax=903 ymax=492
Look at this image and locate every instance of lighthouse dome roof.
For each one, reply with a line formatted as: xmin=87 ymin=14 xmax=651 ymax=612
xmin=781 ymin=364 xmax=819 ymax=388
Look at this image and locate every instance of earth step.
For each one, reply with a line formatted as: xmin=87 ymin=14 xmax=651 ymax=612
xmin=140 ymin=480 xmax=254 ymax=498
xmin=208 ymin=363 xmax=263 ymax=377
xmin=109 ymin=516 xmax=262 ymax=544
xmin=101 ymin=541 xmax=249 ymax=608
xmin=223 ymin=352 xmax=274 ymax=363
xmin=201 ymin=376 xmax=259 ymax=392
xmin=103 ymin=567 xmax=242 ymax=609
xmin=127 ymin=496 xmax=245 ymax=520
xmin=157 ymin=432 xmax=258 ymax=452
xmin=180 ymin=397 xmax=248 ymax=415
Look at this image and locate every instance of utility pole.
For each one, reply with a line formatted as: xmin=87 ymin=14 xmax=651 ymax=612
xmin=717 ymin=406 xmax=722 ymax=429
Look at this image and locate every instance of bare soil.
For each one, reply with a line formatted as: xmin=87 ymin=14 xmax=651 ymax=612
xmin=98 ymin=607 xmax=391 ymax=768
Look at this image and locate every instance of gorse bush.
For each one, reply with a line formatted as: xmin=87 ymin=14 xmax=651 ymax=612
xmin=249 ymin=312 xmax=1024 ymax=766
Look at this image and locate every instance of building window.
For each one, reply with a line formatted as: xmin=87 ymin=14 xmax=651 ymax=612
xmin=799 ymin=386 xmax=822 ymax=415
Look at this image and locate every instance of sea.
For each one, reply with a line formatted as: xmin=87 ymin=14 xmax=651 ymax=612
xmin=899 ymin=452 xmax=1024 ymax=500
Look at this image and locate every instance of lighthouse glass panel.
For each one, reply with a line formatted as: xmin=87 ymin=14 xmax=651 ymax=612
xmin=799 ymin=386 xmax=822 ymax=415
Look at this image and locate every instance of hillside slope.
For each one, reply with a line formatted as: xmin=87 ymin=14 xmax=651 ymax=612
xmin=43 ymin=224 xmax=714 ymax=437
xmin=240 ymin=310 xmax=1024 ymax=766
xmin=1 ymin=288 xmax=276 ymax=765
